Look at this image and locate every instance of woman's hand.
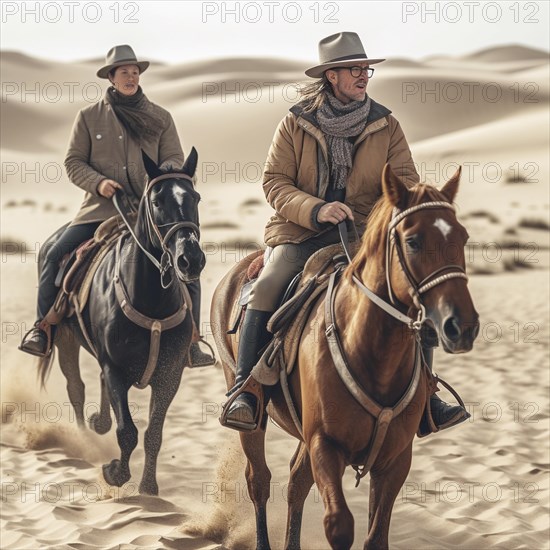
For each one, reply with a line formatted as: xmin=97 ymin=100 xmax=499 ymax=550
xmin=317 ymin=201 xmax=355 ymax=225
xmin=97 ymin=179 xmax=123 ymax=199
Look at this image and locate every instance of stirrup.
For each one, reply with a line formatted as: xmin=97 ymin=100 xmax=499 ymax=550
xmin=188 ymin=338 xmax=217 ymax=368
xmin=219 ymin=375 xmax=265 ymax=432
xmin=417 ymin=374 xmax=468 ymax=438
xmin=18 ymin=321 xmax=52 ymax=358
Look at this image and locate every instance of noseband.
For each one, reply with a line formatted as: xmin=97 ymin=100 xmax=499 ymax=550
xmin=113 ymin=173 xmax=201 ymax=288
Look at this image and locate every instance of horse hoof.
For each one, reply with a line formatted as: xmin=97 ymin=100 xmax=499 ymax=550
xmin=102 ymin=459 xmax=130 ymax=487
xmin=89 ymin=412 xmax=112 ymax=435
xmin=139 ymin=479 xmax=159 ymax=496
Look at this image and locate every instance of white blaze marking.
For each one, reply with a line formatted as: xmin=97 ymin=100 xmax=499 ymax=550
xmin=172 ymin=187 xmax=185 ymax=205
xmin=434 ymin=218 xmax=452 ymax=240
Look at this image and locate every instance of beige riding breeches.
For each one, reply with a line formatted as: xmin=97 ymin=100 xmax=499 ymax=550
xmin=248 ymin=227 xmax=341 ymax=312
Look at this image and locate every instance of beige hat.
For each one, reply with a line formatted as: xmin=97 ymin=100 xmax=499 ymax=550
xmin=97 ymin=44 xmax=150 ymax=79
xmin=305 ymin=32 xmax=385 ymax=78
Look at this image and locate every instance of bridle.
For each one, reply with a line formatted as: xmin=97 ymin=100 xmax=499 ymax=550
xmin=340 ymin=200 xmax=468 ymax=330
xmin=114 ymin=172 xmax=201 ymax=288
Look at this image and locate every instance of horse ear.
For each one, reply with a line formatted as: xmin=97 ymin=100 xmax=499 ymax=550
xmin=182 ymin=147 xmax=198 ymax=180
xmin=141 ymin=150 xmax=163 ymax=180
xmin=440 ymin=166 xmax=461 ymax=203
xmin=382 ymin=163 xmax=409 ymax=208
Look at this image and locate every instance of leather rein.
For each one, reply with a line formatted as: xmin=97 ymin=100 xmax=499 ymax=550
xmin=325 ymin=201 xmax=468 ymax=485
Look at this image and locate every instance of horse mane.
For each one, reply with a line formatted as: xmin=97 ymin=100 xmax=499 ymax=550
xmin=346 ymin=183 xmax=449 ymax=280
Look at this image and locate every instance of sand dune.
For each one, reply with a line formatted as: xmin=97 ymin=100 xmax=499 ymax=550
xmin=1 ymin=44 xmax=549 ymax=549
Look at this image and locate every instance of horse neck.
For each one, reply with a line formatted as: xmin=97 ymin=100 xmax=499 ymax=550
xmin=120 ymin=216 xmax=182 ymax=317
xmin=336 ymin=260 xmax=417 ymax=406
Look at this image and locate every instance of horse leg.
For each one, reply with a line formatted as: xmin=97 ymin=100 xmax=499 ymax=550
xmin=56 ymin=330 xmax=85 ymax=428
xmin=364 ymin=444 xmax=413 ymax=550
xmin=89 ymin=372 xmax=112 ymax=435
xmin=310 ymin=434 xmax=354 ymax=550
xmin=284 ymin=441 xmax=314 ymax=550
xmin=101 ymin=365 xmax=137 ymax=487
xmin=241 ymin=430 xmax=272 ymax=550
xmin=139 ymin=376 xmax=181 ymax=495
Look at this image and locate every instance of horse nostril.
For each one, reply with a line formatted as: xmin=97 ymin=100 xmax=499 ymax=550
xmin=177 ymin=256 xmax=190 ymax=273
xmin=443 ymin=316 xmax=462 ymax=342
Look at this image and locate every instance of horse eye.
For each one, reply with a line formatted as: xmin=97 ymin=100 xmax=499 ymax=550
xmin=151 ymin=199 xmax=159 ymax=207
xmin=405 ymin=236 xmax=420 ymax=252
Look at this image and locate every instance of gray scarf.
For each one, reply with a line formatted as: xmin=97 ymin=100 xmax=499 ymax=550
xmin=316 ymin=93 xmax=371 ymax=190
xmin=105 ymin=86 xmax=164 ymax=143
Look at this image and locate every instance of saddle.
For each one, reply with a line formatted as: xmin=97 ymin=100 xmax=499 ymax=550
xmin=44 ymin=215 xmax=132 ymax=326
xmin=227 ymin=242 xmax=361 ymax=385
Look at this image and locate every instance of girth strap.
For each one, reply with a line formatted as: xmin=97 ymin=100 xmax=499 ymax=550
xmin=324 ymin=269 xmax=423 ymax=485
xmin=114 ymin=238 xmax=188 ymax=389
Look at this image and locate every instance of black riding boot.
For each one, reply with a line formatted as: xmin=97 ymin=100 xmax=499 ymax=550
xmin=223 ymin=308 xmax=272 ymax=430
xmin=19 ymin=322 xmax=51 ymax=357
xmin=419 ymin=344 xmax=470 ymax=436
xmin=187 ymin=279 xmax=216 ymax=367
xmin=20 ymin=222 xmax=99 ymax=358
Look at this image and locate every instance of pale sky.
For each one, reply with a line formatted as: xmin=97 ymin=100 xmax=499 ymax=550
xmin=1 ymin=1 xmax=549 ymax=64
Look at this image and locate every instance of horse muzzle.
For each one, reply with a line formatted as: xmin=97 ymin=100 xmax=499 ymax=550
xmin=437 ymin=311 xmax=480 ymax=353
xmin=174 ymin=247 xmax=205 ymax=282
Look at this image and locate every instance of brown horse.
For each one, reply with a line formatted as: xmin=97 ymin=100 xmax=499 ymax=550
xmin=211 ymin=164 xmax=479 ymax=549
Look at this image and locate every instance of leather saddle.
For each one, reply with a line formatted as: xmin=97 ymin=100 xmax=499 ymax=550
xmin=228 ymin=241 xmax=360 ymax=382
xmin=44 ymin=215 xmax=132 ymax=325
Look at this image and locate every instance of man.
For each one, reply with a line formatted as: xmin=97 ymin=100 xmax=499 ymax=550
xmin=222 ymin=32 xmax=469 ymax=433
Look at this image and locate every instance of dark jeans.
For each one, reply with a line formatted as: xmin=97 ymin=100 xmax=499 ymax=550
xmin=37 ymin=222 xmax=100 ymax=319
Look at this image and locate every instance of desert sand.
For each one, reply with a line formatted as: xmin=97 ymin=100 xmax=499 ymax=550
xmin=1 ymin=45 xmax=549 ymax=549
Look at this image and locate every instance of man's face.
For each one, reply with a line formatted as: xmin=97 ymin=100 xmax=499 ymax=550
xmin=326 ymin=64 xmax=370 ymax=104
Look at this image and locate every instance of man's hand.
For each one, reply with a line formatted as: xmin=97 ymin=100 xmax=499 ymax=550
xmin=97 ymin=179 xmax=123 ymax=199
xmin=317 ymin=201 xmax=355 ymax=225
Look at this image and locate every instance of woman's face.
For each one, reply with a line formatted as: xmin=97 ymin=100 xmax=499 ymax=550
xmin=110 ymin=64 xmax=140 ymax=96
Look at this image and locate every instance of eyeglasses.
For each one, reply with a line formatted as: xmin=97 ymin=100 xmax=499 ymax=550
xmin=336 ymin=66 xmax=375 ymax=78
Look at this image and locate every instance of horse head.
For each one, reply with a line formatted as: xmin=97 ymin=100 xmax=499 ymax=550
xmin=141 ymin=149 xmax=206 ymax=284
xmin=354 ymin=164 xmax=479 ymax=353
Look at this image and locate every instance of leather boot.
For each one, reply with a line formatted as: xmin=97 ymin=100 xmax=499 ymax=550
xmin=19 ymin=321 xmax=51 ymax=357
xmin=223 ymin=309 xmax=272 ymax=430
xmin=418 ymin=344 xmax=470 ymax=436
xmin=187 ymin=280 xmax=216 ymax=367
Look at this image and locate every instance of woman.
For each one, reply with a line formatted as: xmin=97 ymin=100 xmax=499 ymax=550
xmin=20 ymin=44 xmax=214 ymax=367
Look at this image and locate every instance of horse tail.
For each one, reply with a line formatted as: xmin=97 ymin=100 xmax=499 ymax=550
xmin=37 ymin=346 xmax=56 ymax=390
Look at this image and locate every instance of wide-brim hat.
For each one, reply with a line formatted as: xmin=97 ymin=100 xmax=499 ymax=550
xmin=97 ymin=44 xmax=150 ymax=79
xmin=305 ymin=32 xmax=385 ymax=78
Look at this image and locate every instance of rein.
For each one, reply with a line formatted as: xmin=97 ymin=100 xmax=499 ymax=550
xmin=338 ymin=223 xmax=424 ymax=330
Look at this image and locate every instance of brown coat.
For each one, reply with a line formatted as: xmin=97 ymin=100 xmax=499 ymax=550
xmin=262 ymin=99 xmax=419 ymax=246
xmin=65 ymin=95 xmax=184 ymax=225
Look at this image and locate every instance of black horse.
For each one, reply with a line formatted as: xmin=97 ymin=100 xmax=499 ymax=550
xmin=38 ymin=149 xmax=205 ymax=495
